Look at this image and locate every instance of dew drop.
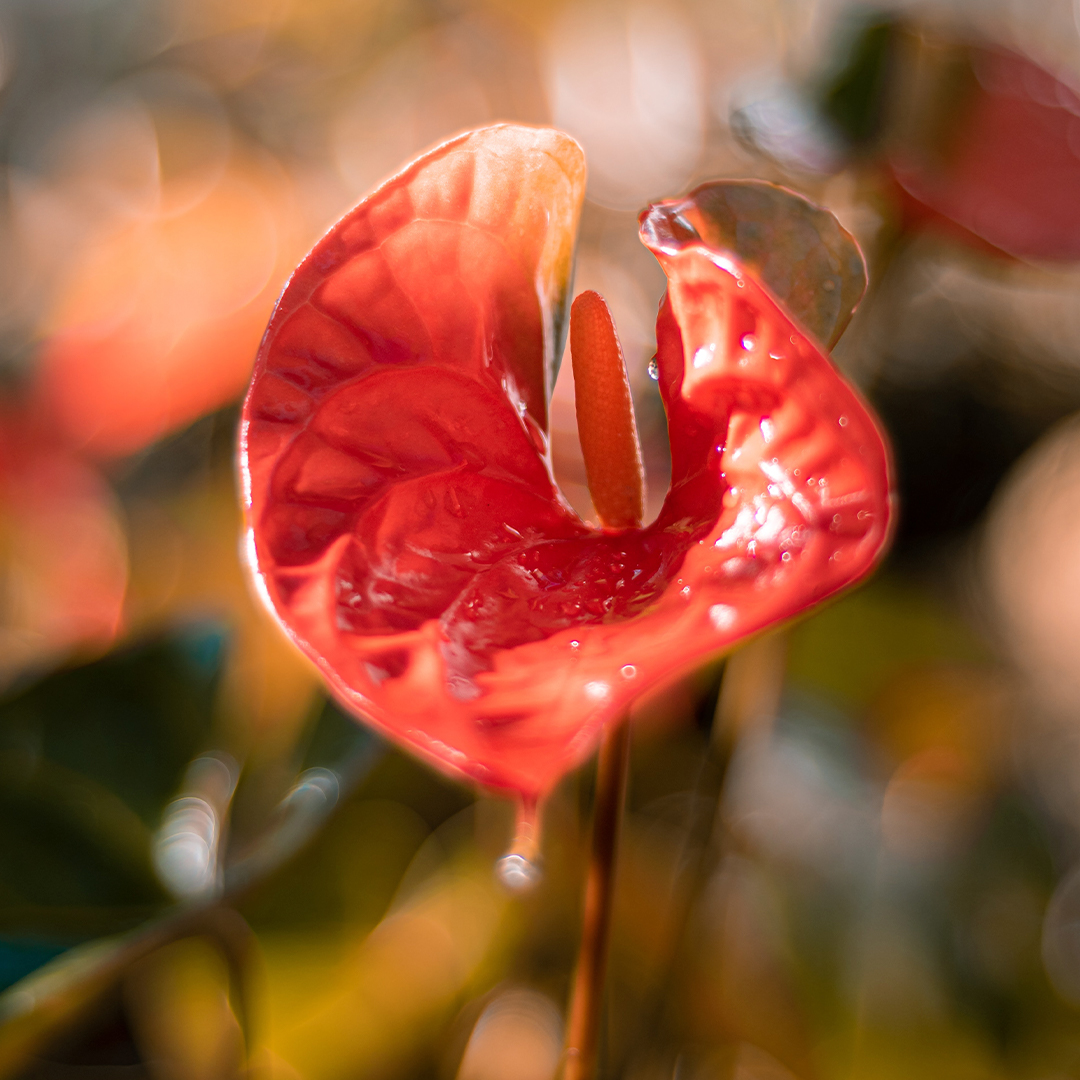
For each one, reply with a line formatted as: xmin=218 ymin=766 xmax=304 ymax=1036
xmin=620 ymin=664 xmax=637 ymax=679
xmin=647 ymin=357 xmax=660 ymax=381
xmin=741 ymin=334 xmax=757 ymax=351
xmin=671 ymin=212 xmax=695 ymax=234
xmin=497 ymin=797 xmax=542 ymax=894
xmin=497 ymin=853 xmax=541 ymax=892
xmin=838 ymin=415 xmax=849 ymax=427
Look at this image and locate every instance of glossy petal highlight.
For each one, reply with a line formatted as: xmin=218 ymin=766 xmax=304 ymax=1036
xmin=242 ymin=124 xmax=893 ymax=796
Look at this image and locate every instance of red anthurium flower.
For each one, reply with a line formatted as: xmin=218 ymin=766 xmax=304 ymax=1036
xmin=241 ymin=125 xmax=893 ymax=798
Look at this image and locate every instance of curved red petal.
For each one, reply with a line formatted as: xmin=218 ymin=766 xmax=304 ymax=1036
xmin=242 ymin=125 xmax=894 ymax=797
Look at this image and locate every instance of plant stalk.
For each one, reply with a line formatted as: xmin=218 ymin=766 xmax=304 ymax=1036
xmin=561 ymin=717 xmax=631 ymax=1080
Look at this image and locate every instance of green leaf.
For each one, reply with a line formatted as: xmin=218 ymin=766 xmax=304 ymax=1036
xmin=0 ymin=627 xmax=224 ymax=927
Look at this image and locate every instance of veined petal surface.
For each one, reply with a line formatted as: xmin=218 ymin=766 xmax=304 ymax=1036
xmin=242 ymin=124 xmax=893 ymax=796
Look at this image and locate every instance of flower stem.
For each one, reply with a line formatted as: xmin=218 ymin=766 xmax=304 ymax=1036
xmin=562 ymin=717 xmax=631 ymax=1080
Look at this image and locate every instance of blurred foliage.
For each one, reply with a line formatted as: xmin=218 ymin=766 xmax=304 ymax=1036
xmin=817 ymin=15 xmax=898 ymax=149
xmin=0 ymin=628 xmax=220 ymax=920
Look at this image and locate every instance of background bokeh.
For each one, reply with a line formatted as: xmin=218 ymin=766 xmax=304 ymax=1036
xmin=2 ymin=0 xmax=1080 ymax=1078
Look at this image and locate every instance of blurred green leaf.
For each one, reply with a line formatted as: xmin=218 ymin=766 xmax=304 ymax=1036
xmin=786 ymin=573 xmax=989 ymax=711
xmin=0 ymin=626 xmax=224 ymax=929
xmin=817 ymin=14 xmax=899 ymax=148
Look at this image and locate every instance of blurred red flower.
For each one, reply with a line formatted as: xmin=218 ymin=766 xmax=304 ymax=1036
xmin=240 ymin=125 xmax=893 ymax=797
xmin=35 ymin=157 xmax=294 ymax=459
xmin=0 ymin=410 xmax=127 ymax=679
xmin=890 ymin=46 xmax=1080 ymax=262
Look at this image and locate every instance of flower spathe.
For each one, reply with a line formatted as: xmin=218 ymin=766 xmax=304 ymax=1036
xmin=240 ymin=124 xmax=893 ymax=797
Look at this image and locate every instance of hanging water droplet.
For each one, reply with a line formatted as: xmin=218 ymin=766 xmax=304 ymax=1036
xmin=497 ymin=796 xmax=543 ymax=893
xmin=497 ymin=852 xmax=541 ymax=892
xmin=647 ymin=357 xmax=660 ymax=381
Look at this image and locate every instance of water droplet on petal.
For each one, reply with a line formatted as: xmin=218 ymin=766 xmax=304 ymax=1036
xmin=620 ymin=664 xmax=636 ymax=679
xmin=647 ymin=357 xmax=660 ymax=381
xmin=741 ymin=334 xmax=757 ymax=351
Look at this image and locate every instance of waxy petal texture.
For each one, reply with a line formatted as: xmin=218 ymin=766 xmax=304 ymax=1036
xmin=242 ymin=125 xmax=892 ymax=796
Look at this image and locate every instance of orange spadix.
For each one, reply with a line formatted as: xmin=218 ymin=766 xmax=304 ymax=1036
xmin=569 ymin=290 xmax=645 ymax=530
